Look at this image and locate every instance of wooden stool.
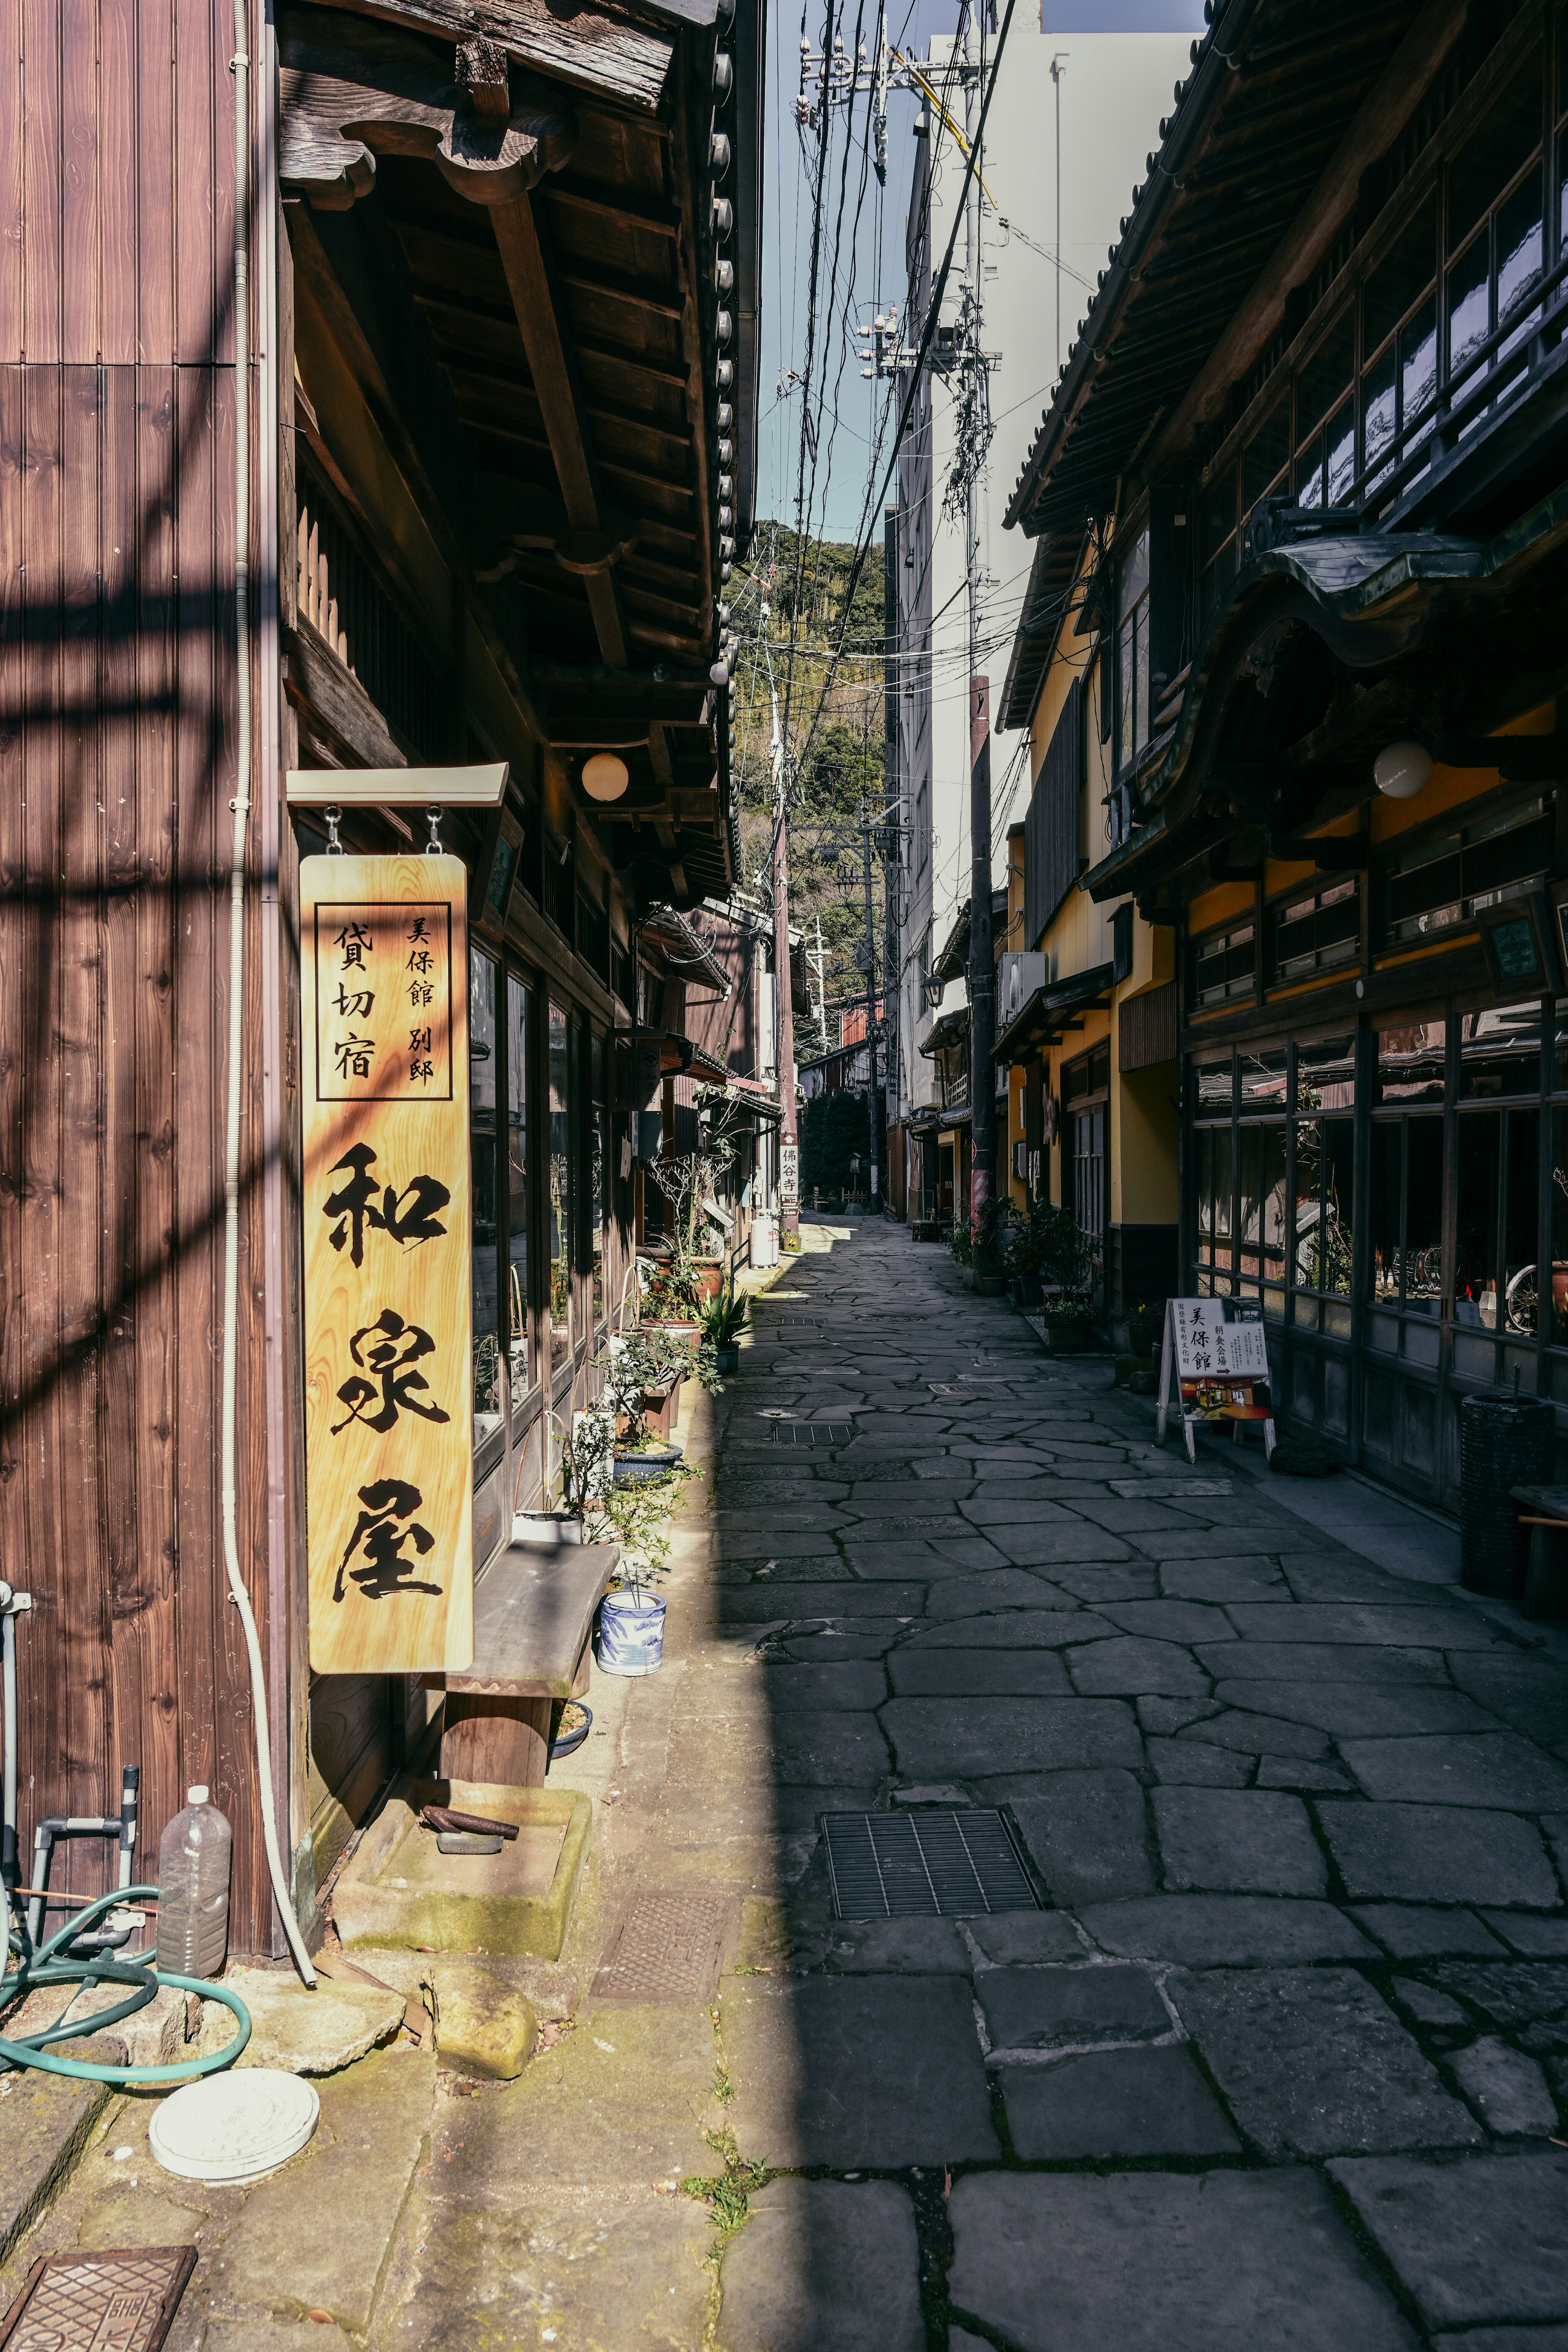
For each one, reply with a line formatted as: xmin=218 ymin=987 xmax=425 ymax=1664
xmin=421 ymin=1539 xmax=617 ymax=1787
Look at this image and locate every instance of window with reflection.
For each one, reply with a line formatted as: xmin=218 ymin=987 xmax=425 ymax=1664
xmin=1192 ymin=1056 xmax=1233 ymax=1296
xmin=1458 ymin=1005 xmax=1543 ymax=1338
xmin=506 ymin=973 xmax=532 ymax=1407
xmin=548 ymin=1001 xmax=572 ymax=1372
xmin=1115 ymin=527 xmax=1151 ymax=779
xmin=470 ymin=947 xmax=502 ymax=1447
xmin=1370 ymin=1024 xmax=1446 ymax=1318
xmin=590 ymin=1031 xmax=608 ymax=1328
xmin=1292 ymin=1040 xmax=1355 ymax=1303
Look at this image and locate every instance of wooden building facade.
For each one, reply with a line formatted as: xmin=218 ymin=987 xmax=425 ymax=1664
xmin=1004 ymin=0 xmax=1568 ymax=1505
xmin=0 ymin=0 xmax=763 ymax=1952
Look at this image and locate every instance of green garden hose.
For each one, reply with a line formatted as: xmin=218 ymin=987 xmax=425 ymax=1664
xmin=1 ymin=1884 xmax=252 ymax=2086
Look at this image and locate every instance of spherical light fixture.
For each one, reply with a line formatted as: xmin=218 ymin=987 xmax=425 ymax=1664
xmin=581 ymin=752 xmax=630 ymax=803
xmin=1373 ymin=739 xmax=1433 ymax=800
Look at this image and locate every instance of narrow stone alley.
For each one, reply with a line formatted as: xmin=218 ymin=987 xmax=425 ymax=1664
xmin=11 ymin=1219 xmax=1568 ymax=2348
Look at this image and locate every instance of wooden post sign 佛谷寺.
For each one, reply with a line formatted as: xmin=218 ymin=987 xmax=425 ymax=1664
xmin=301 ymin=854 xmax=474 ymax=1675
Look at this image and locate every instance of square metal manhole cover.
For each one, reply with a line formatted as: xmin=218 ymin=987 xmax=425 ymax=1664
xmin=0 ymin=2247 xmax=197 ymax=2351
xmin=589 ymin=1891 xmax=736 ymax=2003
xmin=770 ymin=1421 xmax=854 ymax=1446
xmin=823 ymin=1810 xmax=1039 ymax=1919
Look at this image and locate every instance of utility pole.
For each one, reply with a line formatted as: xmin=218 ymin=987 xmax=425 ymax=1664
xmin=964 ymin=5 xmax=996 ymax=1229
xmin=859 ymin=804 xmax=880 ymax=1207
xmin=1049 ymin=53 xmax=1067 ymax=381
xmin=770 ymin=687 xmax=800 ymax=1239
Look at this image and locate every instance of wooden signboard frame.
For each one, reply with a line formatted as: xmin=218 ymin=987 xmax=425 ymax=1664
xmin=301 ymin=853 xmax=474 ymax=1675
xmin=1156 ymin=1298 xmax=1277 ymax=1467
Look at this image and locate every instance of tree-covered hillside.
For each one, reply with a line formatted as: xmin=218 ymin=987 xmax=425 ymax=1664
xmin=728 ymin=524 xmax=890 ymax=1059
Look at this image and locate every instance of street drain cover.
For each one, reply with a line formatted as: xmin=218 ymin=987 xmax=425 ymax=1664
xmin=779 ymin=1318 xmax=826 ymax=1328
xmin=0 ymin=2247 xmax=197 ymax=2351
xmin=770 ymin=1421 xmax=853 ymax=1446
xmin=823 ymin=1809 xmax=1039 ymax=1919
xmin=590 ymin=1890 xmax=735 ymax=2002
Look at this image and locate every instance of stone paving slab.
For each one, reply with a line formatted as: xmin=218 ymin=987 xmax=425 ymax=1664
xmin=1329 ymin=2150 xmax=1568 ymax=2331
xmin=1009 ymin=1768 xmax=1156 ymax=1904
xmin=997 ymin=2043 xmax=1243 ymax=2158
xmin=946 ymin=2169 xmax=1419 ymax=2351
xmin=882 ymin=1694 xmax=1143 ymax=1775
xmin=1339 ymin=1733 xmax=1568 ymax=1811
xmin=1320 ymin=1802 xmax=1559 ymax=1907
xmin=720 ymin=1974 xmax=998 ymax=2168
xmin=1154 ymin=1786 xmax=1327 ymax=1896
xmin=978 ymin=1961 xmax=1169 ymax=2050
xmin=1079 ymin=1895 xmax=1377 ymax=1964
xmin=1168 ymin=1966 xmax=1482 ymax=2155
xmin=715 ymin=2178 xmax=924 ymax=2352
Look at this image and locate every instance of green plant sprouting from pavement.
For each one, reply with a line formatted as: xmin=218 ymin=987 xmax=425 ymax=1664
xmin=682 ymin=2120 xmax=766 ymax=2243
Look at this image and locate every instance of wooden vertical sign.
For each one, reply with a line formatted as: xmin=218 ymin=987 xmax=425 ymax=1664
xmin=300 ymin=855 xmax=474 ymax=1674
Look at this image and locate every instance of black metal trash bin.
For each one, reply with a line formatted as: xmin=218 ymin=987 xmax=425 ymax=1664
xmin=1459 ymin=1395 xmax=1556 ymax=1596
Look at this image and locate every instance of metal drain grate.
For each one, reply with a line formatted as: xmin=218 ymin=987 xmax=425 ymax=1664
xmin=779 ymin=1318 xmax=826 ymax=1329
xmin=823 ymin=1810 xmax=1039 ymax=1919
xmin=590 ymin=1890 xmax=735 ymax=2002
xmin=0 ymin=2247 xmax=197 ymax=2350
xmin=771 ymin=1420 xmax=854 ymax=1446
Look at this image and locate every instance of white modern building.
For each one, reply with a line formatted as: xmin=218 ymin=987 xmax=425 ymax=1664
xmin=887 ymin=29 xmax=1196 ymax=1183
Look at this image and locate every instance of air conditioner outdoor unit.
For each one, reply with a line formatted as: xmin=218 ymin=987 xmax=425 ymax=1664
xmin=999 ymin=951 xmax=1048 ymax=1028
xmin=1011 ymin=1140 xmax=1027 ymax=1178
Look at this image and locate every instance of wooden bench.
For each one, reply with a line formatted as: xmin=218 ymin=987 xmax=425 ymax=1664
xmin=419 ymin=1539 xmax=618 ymax=1786
xmin=1509 ymin=1486 xmax=1568 ymax=1619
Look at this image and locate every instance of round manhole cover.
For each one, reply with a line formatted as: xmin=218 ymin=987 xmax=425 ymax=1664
xmin=150 ymin=2068 xmax=320 ymax=2183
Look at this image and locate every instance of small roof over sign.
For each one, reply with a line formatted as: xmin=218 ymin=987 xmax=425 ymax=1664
xmin=286 ymin=763 xmax=509 ymax=808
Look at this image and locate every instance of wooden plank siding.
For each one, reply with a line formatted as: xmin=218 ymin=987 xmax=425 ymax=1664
xmin=0 ymin=0 xmax=280 ymax=1949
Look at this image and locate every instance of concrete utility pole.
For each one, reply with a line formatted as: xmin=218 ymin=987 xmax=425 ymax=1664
xmin=859 ymin=806 xmax=880 ymax=1204
xmin=770 ymin=686 xmax=800 ymax=1237
xmin=964 ymin=8 xmax=995 ymax=1227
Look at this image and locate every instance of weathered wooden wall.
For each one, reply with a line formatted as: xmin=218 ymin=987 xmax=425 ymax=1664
xmin=0 ymin=0 xmax=279 ymax=1948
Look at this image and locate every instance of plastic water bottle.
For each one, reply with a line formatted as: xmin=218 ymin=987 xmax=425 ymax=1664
xmin=155 ymin=1786 xmax=232 ymax=1979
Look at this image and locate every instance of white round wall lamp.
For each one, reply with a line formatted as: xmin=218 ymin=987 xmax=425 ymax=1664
xmin=1373 ymin=740 xmax=1434 ymax=800
xmin=581 ymin=752 xmax=630 ymax=803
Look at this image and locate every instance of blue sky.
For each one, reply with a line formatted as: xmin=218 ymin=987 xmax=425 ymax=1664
xmin=754 ymin=0 xmax=1209 ymax=539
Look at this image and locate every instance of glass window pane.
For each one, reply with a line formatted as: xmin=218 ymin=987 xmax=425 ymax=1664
xmin=1117 ymin=614 xmax=1135 ymax=771
xmin=1325 ymin=397 xmax=1356 ymax=504
xmin=1298 ymin=309 xmax=1354 ymax=434
xmin=1550 ymin=1106 xmax=1568 ymax=1345
xmin=1401 ymin=296 xmax=1439 ymax=433
xmin=1363 ymin=342 xmax=1397 ymax=486
xmin=592 ymin=1105 xmax=607 ymax=1325
xmin=1497 ymin=166 xmax=1545 ymax=322
xmin=1456 ymin=1108 xmax=1503 ymax=1327
xmin=548 ymin=1000 xmax=572 ymax=1372
xmin=1195 ymin=1059 xmax=1234 ymax=1118
xmin=1369 ymin=1121 xmax=1402 ymax=1302
xmin=1239 ymin=1049 xmax=1287 ymax=1108
xmin=506 ymin=973 xmax=530 ymax=1404
xmin=470 ymin=947 xmax=502 ymax=1446
xmin=1449 ymin=51 xmax=1544 ymax=252
xmin=1239 ymin=1125 xmax=1263 ymax=1258
xmin=1134 ymin=603 xmax=1150 ymax=755
xmin=1461 ymin=1002 xmax=1542 ymax=1099
xmin=1322 ymin=1117 xmax=1355 ymax=1296
xmin=1296 ymin=435 xmax=1325 ymax=508
xmin=1406 ymin=1112 xmax=1444 ymax=1314
xmin=1504 ymin=1106 xmax=1541 ymax=1335
xmin=1297 ymin=1035 xmax=1356 ymax=1112
xmin=1197 ymin=1126 xmax=1214 ymax=1255
xmin=1243 ymin=399 xmax=1292 ymax=514
xmin=1117 ymin=526 xmax=1149 ymax=619
xmin=1293 ymin=1117 xmax=1323 ymax=1289
xmin=1213 ymin=1123 xmax=1234 ymax=1249
xmin=1262 ymin=1126 xmax=1287 ymax=1284
xmin=1378 ymin=1020 xmax=1446 ymax=1105
xmin=1447 ymin=229 xmax=1491 ymax=383
xmin=1364 ymin=200 xmax=1437 ymax=352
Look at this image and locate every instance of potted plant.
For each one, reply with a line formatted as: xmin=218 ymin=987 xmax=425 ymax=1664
xmin=971 ymin=1198 xmax=1011 ymax=1297
xmin=645 ymin=1091 xmax=741 ymax=1309
xmin=1127 ymin=1298 xmax=1164 ymax=1361
xmin=699 ymin=1281 xmax=748 ymax=1375
xmin=1033 ymin=1204 xmax=1100 ymax=1352
xmin=950 ymin=1213 xmax=973 ymax=1269
xmin=1007 ymin=1216 xmax=1044 ymax=1311
xmin=601 ymin=1326 xmax=722 ymax=1480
